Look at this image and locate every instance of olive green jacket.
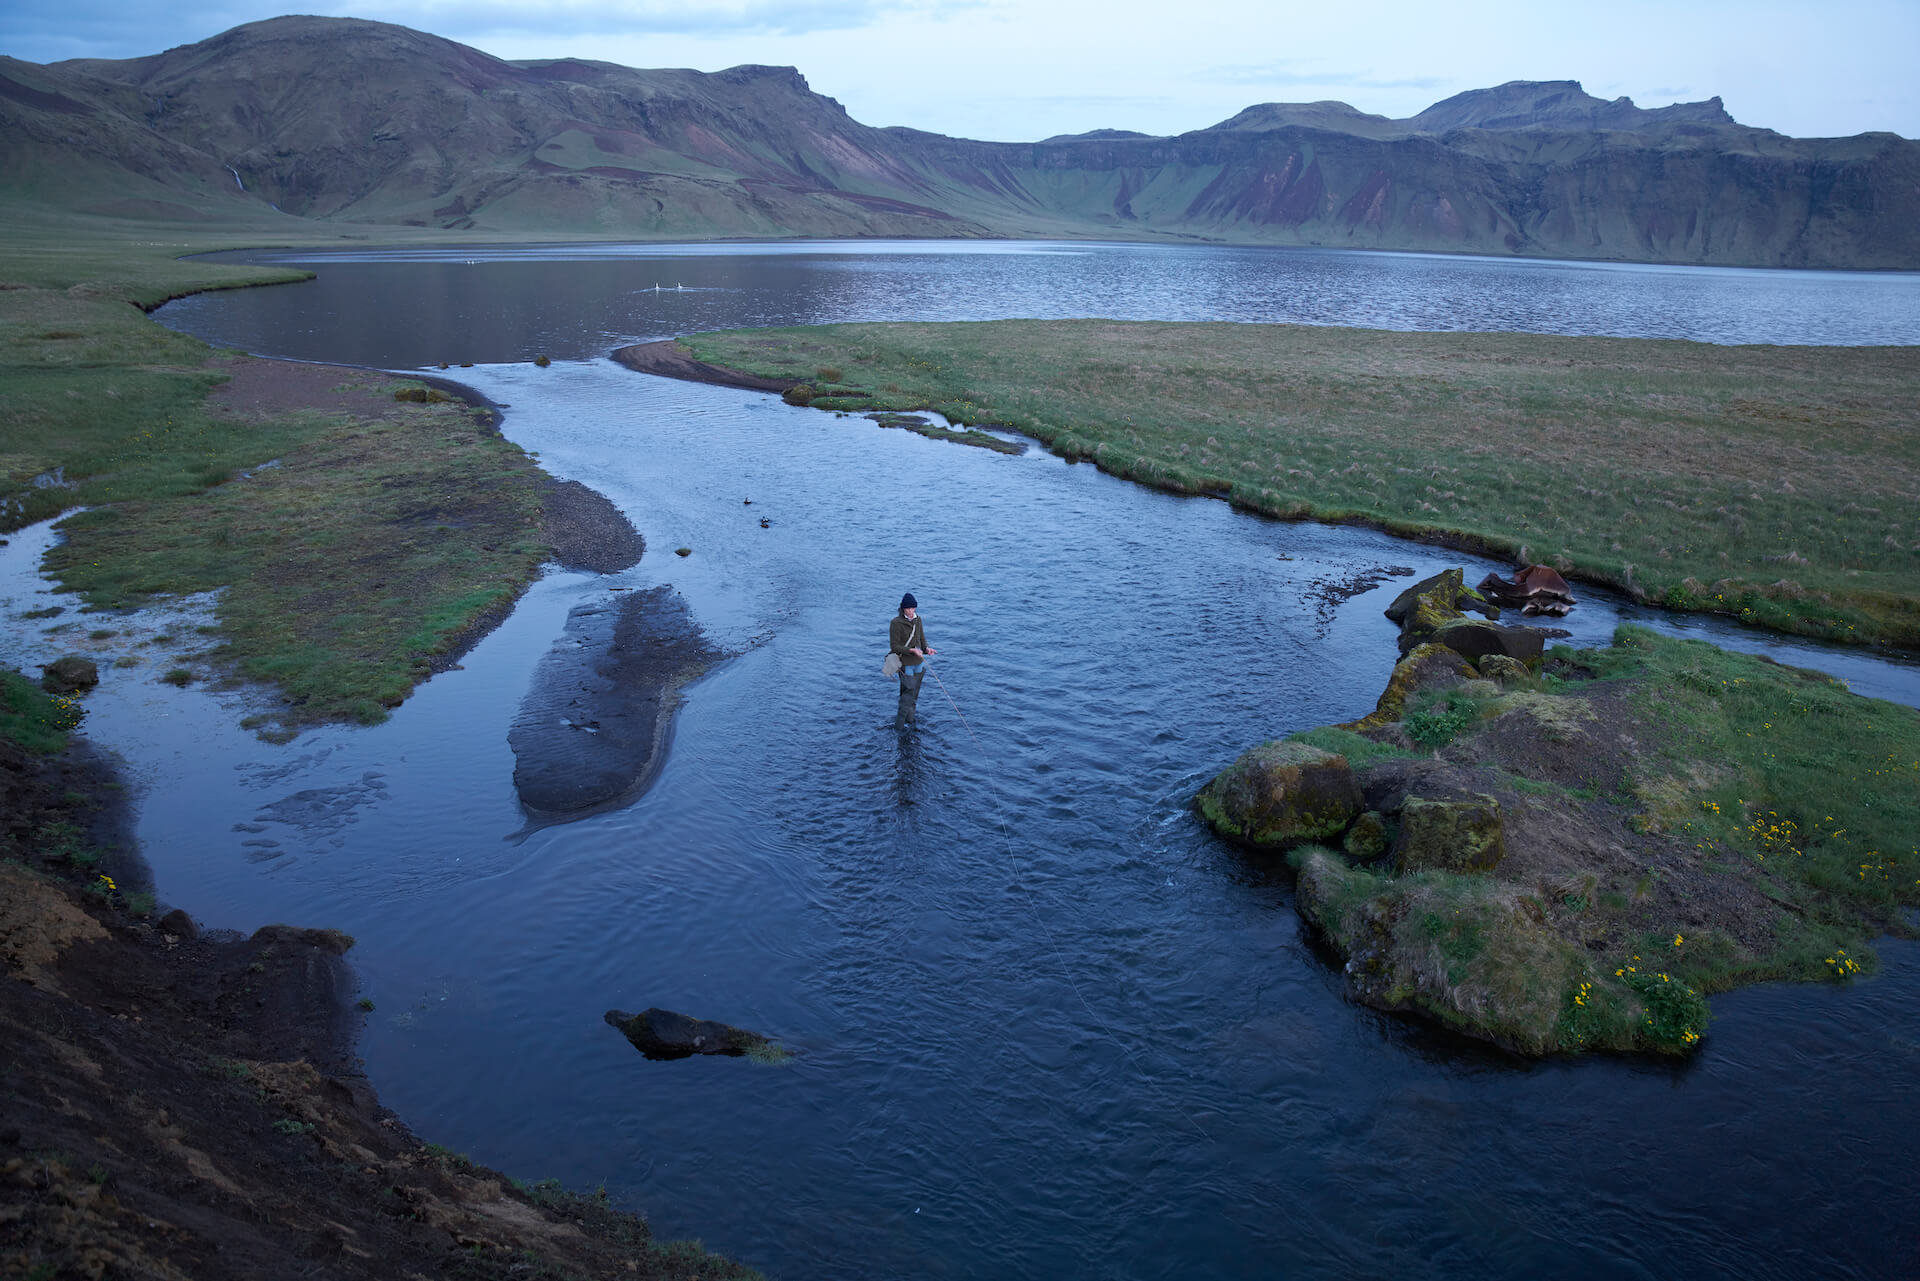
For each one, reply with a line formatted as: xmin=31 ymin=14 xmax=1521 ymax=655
xmin=889 ymin=614 xmax=929 ymax=666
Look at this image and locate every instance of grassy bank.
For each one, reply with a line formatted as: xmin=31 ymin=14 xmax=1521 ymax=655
xmin=680 ymin=320 xmax=1920 ymax=647
xmin=1 ymin=221 xmax=552 ymax=728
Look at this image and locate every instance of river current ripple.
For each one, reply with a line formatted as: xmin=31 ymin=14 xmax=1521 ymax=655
xmin=14 ymin=241 xmax=1916 ymax=1278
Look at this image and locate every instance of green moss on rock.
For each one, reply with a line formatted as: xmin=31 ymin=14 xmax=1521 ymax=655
xmin=1343 ymin=642 xmax=1476 ymax=732
xmin=1392 ymin=794 xmax=1505 ymax=873
xmin=1196 ymin=740 xmax=1362 ymax=850
xmin=1343 ymin=810 xmax=1390 ymax=861
xmin=1476 ymin=653 xmax=1531 ymax=686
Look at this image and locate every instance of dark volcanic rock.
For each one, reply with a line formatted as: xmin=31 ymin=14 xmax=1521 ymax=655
xmin=508 ymin=587 xmax=719 ymax=817
xmin=605 ymin=1007 xmax=779 ymax=1060
xmin=1428 ymin=618 xmax=1548 ymax=666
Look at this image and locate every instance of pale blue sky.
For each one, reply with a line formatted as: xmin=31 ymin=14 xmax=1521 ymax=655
xmin=4 ymin=1 xmax=1914 ymax=142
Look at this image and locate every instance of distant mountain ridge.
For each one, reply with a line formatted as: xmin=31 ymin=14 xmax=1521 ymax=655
xmin=3 ymin=15 xmax=1916 ymax=268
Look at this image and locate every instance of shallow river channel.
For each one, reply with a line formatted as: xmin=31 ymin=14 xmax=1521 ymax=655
xmin=6 ymin=241 xmax=1919 ymax=1278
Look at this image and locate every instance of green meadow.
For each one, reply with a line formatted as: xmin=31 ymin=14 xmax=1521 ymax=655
xmin=684 ymin=320 xmax=1920 ymax=647
xmin=1 ymin=217 xmax=551 ymax=729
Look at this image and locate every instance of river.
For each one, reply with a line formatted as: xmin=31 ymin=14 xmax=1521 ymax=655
xmin=6 ymin=240 xmax=1918 ymax=1278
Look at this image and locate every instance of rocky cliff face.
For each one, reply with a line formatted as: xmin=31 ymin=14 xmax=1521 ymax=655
xmin=3 ymin=16 xmax=1915 ymax=268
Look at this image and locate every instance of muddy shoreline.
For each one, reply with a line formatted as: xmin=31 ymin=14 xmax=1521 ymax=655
xmin=613 ymin=339 xmax=799 ymax=392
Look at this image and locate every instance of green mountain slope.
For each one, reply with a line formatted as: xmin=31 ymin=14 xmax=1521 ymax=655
xmin=3 ymin=16 xmax=1916 ymax=267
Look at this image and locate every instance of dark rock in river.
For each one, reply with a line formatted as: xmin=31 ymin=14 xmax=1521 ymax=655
xmin=40 ymin=656 xmax=98 ymax=694
xmin=1196 ymin=741 xmax=1362 ymax=849
xmin=509 ymin=587 xmax=719 ymax=817
xmin=605 ymin=1007 xmax=781 ymax=1060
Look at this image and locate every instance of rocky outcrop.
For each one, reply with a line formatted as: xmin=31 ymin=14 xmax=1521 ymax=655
xmin=1292 ymin=849 xmax=1593 ymax=1056
xmin=1475 ymin=654 xmax=1531 ymax=686
xmin=1196 ymin=572 xmax=1754 ymax=1057
xmin=1195 ymin=741 xmax=1363 ymax=849
xmin=605 ymin=1007 xmax=785 ymax=1062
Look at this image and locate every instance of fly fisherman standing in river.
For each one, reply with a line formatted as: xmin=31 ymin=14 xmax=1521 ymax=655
xmin=890 ymin=593 xmax=936 ymax=728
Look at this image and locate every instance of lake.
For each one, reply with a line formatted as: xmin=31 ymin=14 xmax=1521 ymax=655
xmin=10 ymin=239 xmax=1918 ymax=1278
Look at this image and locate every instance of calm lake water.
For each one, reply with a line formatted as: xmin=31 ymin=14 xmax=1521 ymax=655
xmin=12 ymin=241 xmax=1920 ymax=1278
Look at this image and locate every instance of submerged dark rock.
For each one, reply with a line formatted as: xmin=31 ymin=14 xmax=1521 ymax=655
xmin=508 ymin=587 xmax=719 ymax=818
xmin=604 ymin=1007 xmax=781 ymax=1061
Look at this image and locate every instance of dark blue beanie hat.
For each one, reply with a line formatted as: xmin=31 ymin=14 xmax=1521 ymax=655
xmin=900 ymin=592 xmax=918 ymax=610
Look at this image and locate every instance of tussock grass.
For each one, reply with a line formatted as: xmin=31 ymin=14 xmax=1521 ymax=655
xmin=684 ymin=320 xmax=1920 ymax=646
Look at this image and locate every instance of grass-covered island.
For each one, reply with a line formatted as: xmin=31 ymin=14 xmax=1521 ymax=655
xmin=671 ymin=320 xmax=1920 ymax=647
xmin=1198 ymin=571 xmax=1919 ymax=1055
xmin=651 ymin=320 xmax=1920 ymax=1056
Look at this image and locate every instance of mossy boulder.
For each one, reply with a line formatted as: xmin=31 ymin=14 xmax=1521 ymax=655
xmin=1385 ymin=568 xmax=1463 ymax=623
xmin=1476 ymin=653 xmax=1531 ymax=686
xmin=1386 ymin=567 xmax=1497 ymax=634
xmin=1291 ymin=849 xmax=1597 ymax=1055
xmin=781 ymin=383 xmax=817 ymax=406
xmin=1392 ymin=794 xmax=1505 ymax=873
xmin=1196 ymin=741 xmax=1363 ymax=850
xmin=1343 ymin=810 xmax=1390 ymax=861
xmin=1343 ymin=642 xmax=1477 ymax=732
xmin=40 ymin=656 xmax=98 ymax=694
